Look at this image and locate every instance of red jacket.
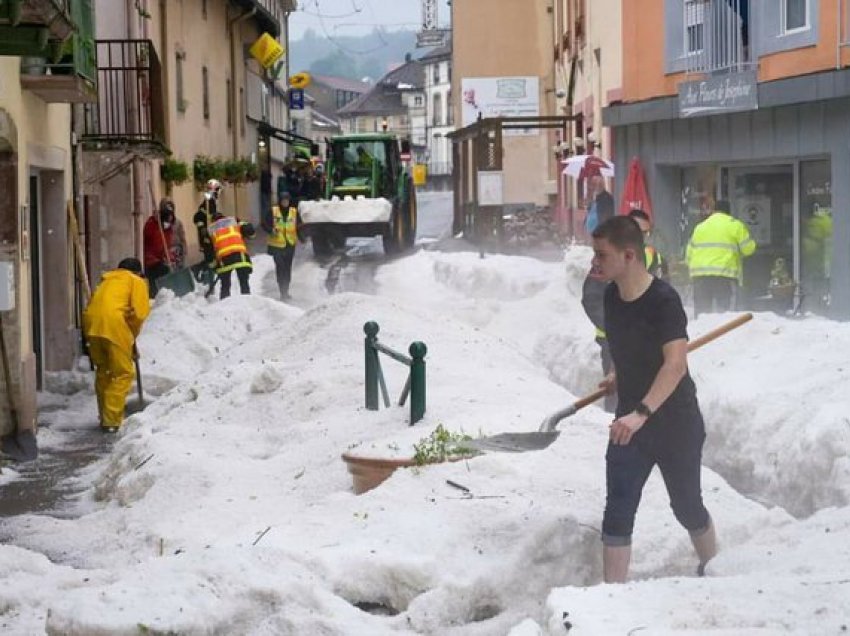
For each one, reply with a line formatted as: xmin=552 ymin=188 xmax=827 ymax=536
xmin=143 ymin=215 xmax=173 ymax=269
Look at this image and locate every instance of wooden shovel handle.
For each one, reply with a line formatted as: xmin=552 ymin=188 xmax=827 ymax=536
xmin=575 ymin=312 xmax=753 ymax=412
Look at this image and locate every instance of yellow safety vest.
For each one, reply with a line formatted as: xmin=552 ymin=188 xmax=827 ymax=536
xmin=686 ymin=212 xmax=756 ymax=282
xmin=268 ymin=205 xmax=298 ymax=248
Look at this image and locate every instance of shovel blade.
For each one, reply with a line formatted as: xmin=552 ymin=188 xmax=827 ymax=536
xmin=465 ymin=431 xmax=560 ymax=453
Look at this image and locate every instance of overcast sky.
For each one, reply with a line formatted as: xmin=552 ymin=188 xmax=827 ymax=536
xmin=290 ymin=0 xmax=451 ymax=39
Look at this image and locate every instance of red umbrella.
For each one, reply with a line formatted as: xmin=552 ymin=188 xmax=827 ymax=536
xmin=619 ymin=157 xmax=653 ymax=218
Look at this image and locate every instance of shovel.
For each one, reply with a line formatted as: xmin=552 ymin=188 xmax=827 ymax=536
xmin=466 ymin=313 xmax=753 ymax=453
xmin=128 ymin=343 xmax=148 ymax=414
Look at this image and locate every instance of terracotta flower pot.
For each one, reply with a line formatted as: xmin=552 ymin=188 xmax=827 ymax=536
xmin=341 ymin=453 xmax=417 ymax=495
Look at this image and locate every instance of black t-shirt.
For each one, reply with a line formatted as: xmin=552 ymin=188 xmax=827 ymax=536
xmin=603 ymin=278 xmax=699 ymax=421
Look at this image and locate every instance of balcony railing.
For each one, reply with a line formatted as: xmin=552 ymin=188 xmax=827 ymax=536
xmin=82 ymin=40 xmax=166 ymax=150
xmin=684 ymin=0 xmax=751 ymax=75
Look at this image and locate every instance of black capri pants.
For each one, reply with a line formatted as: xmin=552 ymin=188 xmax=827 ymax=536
xmin=602 ymin=412 xmax=710 ymax=546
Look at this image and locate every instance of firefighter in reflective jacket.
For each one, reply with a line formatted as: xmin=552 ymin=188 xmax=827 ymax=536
xmin=265 ymin=191 xmax=301 ymax=301
xmin=686 ymin=199 xmax=756 ymax=316
xmin=209 ymin=209 xmax=255 ymax=299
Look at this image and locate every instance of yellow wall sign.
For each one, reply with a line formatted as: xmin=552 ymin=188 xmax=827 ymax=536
xmin=249 ymin=33 xmax=284 ymax=69
xmin=412 ymin=164 xmax=427 ymax=187
xmin=289 ymin=72 xmax=312 ymax=89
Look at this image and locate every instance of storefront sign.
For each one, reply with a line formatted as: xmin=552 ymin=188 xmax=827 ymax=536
xmin=678 ymin=70 xmax=758 ymax=118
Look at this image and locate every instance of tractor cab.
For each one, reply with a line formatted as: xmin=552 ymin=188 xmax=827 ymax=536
xmin=326 ymin=135 xmax=402 ymax=200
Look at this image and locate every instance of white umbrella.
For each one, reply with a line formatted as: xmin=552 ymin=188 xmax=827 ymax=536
xmin=562 ymin=154 xmax=614 ymax=178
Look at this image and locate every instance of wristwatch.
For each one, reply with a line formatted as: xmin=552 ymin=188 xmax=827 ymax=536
xmin=635 ymin=402 xmax=653 ymax=418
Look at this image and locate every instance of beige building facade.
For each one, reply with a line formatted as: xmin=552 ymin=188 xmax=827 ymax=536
xmin=552 ymin=0 xmax=623 ymax=229
xmin=0 ymin=0 xmax=296 ymax=446
xmin=0 ymin=13 xmax=79 ymax=441
xmin=451 ymin=0 xmax=558 ymax=207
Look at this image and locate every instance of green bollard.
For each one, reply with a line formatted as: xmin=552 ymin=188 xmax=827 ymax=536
xmin=364 ymin=321 xmax=380 ymax=410
xmin=409 ymin=341 xmax=427 ymax=425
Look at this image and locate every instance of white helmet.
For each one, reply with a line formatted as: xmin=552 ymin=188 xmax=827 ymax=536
xmin=206 ymin=179 xmax=223 ymax=197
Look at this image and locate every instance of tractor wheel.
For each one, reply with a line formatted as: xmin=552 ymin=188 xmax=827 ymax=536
xmin=311 ymin=231 xmax=333 ymax=258
xmin=382 ymin=204 xmax=405 ymax=255
xmin=405 ymin=180 xmax=417 ymax=248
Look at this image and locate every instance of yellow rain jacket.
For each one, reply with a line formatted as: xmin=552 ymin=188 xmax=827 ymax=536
xmin=83 ymin=269 xmax=151 ymax=352
xmin=686 ymin=212 xmax=756 ymax=282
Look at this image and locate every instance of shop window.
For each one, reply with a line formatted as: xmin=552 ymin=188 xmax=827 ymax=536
xmin=799 ymin=159 xmax=831 ymax=312
xmin=782 ymin=0 xmax=808 ymax=33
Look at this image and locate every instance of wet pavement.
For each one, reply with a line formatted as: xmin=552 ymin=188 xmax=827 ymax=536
xmin=0 ymin=398 xmax=144 ymax=521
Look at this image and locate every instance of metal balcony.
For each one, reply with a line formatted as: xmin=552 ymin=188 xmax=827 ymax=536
xmin=81 ymin=40 xmax=166 ymax=154
xmin=684 ymin=0 xmax=751 ymax=75
xmin=0 ymin=0 xmax=76 ymax=56
xmin=17 ymin=0 xmax=96 ymax=103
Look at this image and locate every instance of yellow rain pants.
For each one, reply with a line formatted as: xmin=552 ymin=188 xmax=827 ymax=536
xmin=87 ymin=337 xmax=135 ymax=428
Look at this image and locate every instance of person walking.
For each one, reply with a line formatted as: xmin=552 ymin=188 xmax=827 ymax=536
xmin=591 ymin=215 xmax=716 ymax=584
xmin=584 ymin=173 xmax=615 ymax=235
xmin=83 ymin=258 xmax=151 ymax=433
xmin=208 ymin=207 xmax=255 ymax=299
xmin=686 ymin=199 xmax=756 ymax=316
xmin=265 ymin=191 xmax=301 ymax=301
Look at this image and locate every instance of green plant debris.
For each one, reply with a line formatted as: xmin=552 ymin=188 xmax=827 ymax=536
xmin=413 ymin=424 xmax=473 ymax=466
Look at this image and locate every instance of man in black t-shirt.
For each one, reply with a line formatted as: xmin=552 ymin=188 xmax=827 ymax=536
xmin=591 ymin=215 xmax=716 ymax=584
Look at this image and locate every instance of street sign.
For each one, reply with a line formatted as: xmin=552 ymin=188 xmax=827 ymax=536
xmin=289 ymin=89 xmax=304 ymax=110
xmin=400 ymin=152 xmax=412 ymax=162
xmin=416 ymin=29 xmax=449 ymax=49
xmin=249 ymin=33 xmax=284 ymax=69
xmin=289 ymin=72 xmax=311 ymax=89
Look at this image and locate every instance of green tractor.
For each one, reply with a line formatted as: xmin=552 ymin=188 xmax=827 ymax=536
xmin=299 ymin=133 xmax=418 ymax=257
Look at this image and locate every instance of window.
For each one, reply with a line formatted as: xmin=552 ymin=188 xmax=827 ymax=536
xmin=446 ymin=89 xmax=453 ymax=125
xmin=433 ymin=64 xmax=440 ymax=85
xmin=782 ymin=0 xmax=808 ymax=32
xmin=176 ymin=51 xmax=186 ymax=113
xmin=433 ymin=93 xmax=442 ymax=126
xmin=684 ymin=0 xmax=704 ymax=55
xmin=202 ymin=66 xmax=210 ymax=120
xmin=414 ymin=95 xmax=423 ymax=107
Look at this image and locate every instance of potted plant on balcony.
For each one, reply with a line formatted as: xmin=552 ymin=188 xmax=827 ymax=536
xmin=161 ymin=157 xmax=191 ymax=193
xmin=192 ymin=155 xmax=224 ymax=191
xmin=222 ymin=157 xmax=259 ymax=218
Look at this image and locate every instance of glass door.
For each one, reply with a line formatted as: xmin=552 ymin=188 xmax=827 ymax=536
xmin=799 ymin=159 xmax=832 ymax=313
xmin=721 ymin=164 xmax=794 ymax=308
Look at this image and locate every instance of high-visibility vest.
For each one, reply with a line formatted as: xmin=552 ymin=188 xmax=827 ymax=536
xmin=268 ymin=205 xmax=298 ymax=248
xmin=686 ymin=212 xmax=756 ymax=282
xmin=645 ymin=245 xmax=663 ymax=278
xmin=209 ymin=216 xmax=249 ymax=262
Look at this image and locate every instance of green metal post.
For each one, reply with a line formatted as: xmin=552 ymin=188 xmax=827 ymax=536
xmin=364 ymin=321 xmax=380 ymax=410
xmin=408 ymin=341 xmax=427 ymax=425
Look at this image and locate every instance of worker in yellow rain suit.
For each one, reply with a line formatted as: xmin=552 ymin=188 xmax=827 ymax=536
xmin=83 ymin=258 xmax=151 ymax=432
